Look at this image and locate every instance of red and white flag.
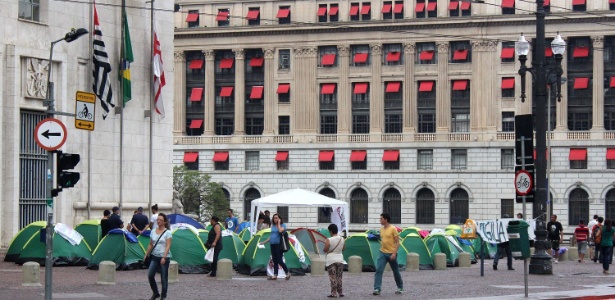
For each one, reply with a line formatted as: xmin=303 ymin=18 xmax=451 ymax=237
xmin=153 ymin=25 xmax=166 ymax=119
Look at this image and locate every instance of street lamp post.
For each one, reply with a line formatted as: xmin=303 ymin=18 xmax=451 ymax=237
xmin=43 ymin=27 xmax=88 ymax=300
xmin=515 ymin=0 xmax=565 ymax=275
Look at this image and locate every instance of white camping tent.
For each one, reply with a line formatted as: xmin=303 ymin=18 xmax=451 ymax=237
xmin=250 ymin=189 xmax=350 ymax=236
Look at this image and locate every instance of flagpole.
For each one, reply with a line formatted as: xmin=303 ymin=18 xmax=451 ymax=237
xmin=148 ymin=0 xmax=155 ymax=215
xmin=87 ymin=0 xmax=94 ymax=219
xmin=119 ymin=0 xmax=125 ymax=211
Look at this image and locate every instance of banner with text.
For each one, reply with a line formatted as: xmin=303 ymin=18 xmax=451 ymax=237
xmin=476 ymin=219 xmax=536 ymax=244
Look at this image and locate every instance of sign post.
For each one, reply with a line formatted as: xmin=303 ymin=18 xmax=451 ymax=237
xmin=75 ymin=91 xmax=96 ymax=131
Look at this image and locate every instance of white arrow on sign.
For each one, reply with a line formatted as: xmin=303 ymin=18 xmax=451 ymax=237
xmin=34 ymin=118 xmax=67 ymax=151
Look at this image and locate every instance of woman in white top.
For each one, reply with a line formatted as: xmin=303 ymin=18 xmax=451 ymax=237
xmin=144 ymin=213 xmax=172 ymax=300
xmin=323 ymin=224 xmax=346 ymax=298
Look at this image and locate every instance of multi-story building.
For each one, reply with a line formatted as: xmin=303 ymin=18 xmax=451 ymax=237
xmin=0 ymin=1 xmax=175 ymax=246
xmin=173 ymin=0 xmax=615 ymax=232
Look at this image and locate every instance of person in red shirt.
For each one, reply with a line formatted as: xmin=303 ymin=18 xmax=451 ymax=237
xmin=574 ymin=220 xmax=590 ymax=263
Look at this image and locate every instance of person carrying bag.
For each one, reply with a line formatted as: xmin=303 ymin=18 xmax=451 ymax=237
xmin=324 ymin=224 xmax=346 ymax=298
xmin=259 ymin=213 xmax=290 ymax=280
xmin=144 ymin=213 xmax=173 ymax=300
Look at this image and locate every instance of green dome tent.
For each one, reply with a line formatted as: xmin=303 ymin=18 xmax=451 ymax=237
xmin=88 ymin=230 xmax=145 ymax=270
xmin=472 ymin=237 xmax=498 ymax=259
xmin=238 ymin=227 xmax=252 ymax=243
xmin=400 ymin=227 xmax=421 ymax=239
xmin=445 ymin=225 xmax=463 ymax=236
xmin=316 ymin=228 xmax=331 ymax=238
xmin=170 ymin=225 xmax=208 ymax=274
xmin=5 ymin=221 xmax=47 ymax=262
xmin=401 ymin=233 xmax=433 ymax=270
xmin=138 ymin=232 xmax=151 ymax=251
xmin=444 ymin=229 xmax=477 ymax=263
xmin=342 ymin=232 xmax=408 ymax=272
xmin=425 ymin=232 xmax=460 ymax=267
xmin=16 ymin=224 xmax=92 ymax=266
xmin=75 ymin=219 xmax=101 ymax=252
xmin=290 ymin=228 xmax=328 ymax=257
xmin=220 ymin=231 xmax=246 ymax=265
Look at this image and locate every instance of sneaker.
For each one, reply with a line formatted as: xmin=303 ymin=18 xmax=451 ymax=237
xmin=373 ymin=289 xmax=381 ymax=295
xmin=554 ymin=259 xmax=558 ymax=264
xmin=395 ymin=289 xmax=404 ymax=294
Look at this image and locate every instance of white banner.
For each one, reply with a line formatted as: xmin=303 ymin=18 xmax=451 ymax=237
xmin=54 ymin=223 xmax=84 ymax=246
xmin=476 ymin=219 xmax=536 ymax=244
xmin=330 ymin=206 xmax=347 ymax=232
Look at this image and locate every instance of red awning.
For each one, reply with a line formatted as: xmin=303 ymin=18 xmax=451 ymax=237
xmin=184 ymin=152 xmax=199 ymax=163
xmin=220 ymin=86 xmax=234 ymax=97
xmin=386 ymin=51 xmax=401 ymax=62
xmin=460 ymin=1 xmax=471 ymax=9
xmin=419 ymin=81 xmax=434 ymax=92
xmin=502 ymin=78 xmax=515 ymax=89
xmin=394 ymin=3 xmax=404 ymax=13
xmin=452 ymin=80 xmax=468 ymax=91
xmin=216 ymin=11 xmax=229 ymax=21
xmin=349 ymin=150 xmax=367 ymax=162
xmin=533 ymin=150 xmax=550 ymax=160
xmin=318 ymin=6 xmax=327 ymax=16
xmin=573 ymin=77 xmax=589 ymax=89
xmin=190 ymin=88 xmax=203 ymax=101
xmin=573 ymin=47 xmax=589 ymax=58
xmin=572 ymin=0 xmax=585 ymax=5
xmin=427 ymin=2 xmax=437 ymax=11
xmin=354 ymin=53 xmax=368 ymax=63
xmin=189 ymin=119 xmax=203 ymax=129
xmin=250 ymin=57 xmax=264 ymax=67
xmin=419 ymin=50 xmax=434 ymax=61
xmin=354 ymin=83 xmax=368 ymax=94
xmin=544 ymin=0 xmax=550 ymax=5
xmin=349 ymin=5 xmax=360 ymax=16
xmin=220 ymin=58 xmax=234 ymax=69
xmin=186 ymin=13 xmax=199 ymax=22
xmin=415 ymin=3 xmax=425 ymax=12
xmin=610 ymin=77 xmax=615 ymax=88
xmin=607 ymin=148 xmax=615 ymax=160
xmin=361 ymin=4 xmax=371 ymax=14
xmin=382 ymin=3 xmax=392 ymax=13
xmin=502 ymin=0 xmax=515 ymax=8
xmin=386 ymin=82 xmax=401 ymax=93
xmin=321 ymin=54 xmax=336 ymax=66
xmin=189 ymin=59 xmax=204 ymax=69
xmin=610 ymin=0 xmax=615 ymax=3
xmin=453 ymin=49 xmax=469 ymax=60
xmin=545 ymin=48 xmax=553 ymax=57
xmin=501 ymin=48 xmax=514 ymax=59
xmin=569 ymin=149 xmax=587 ymax=161
xmin=321 ymin=83 xmax=336 ymax=94
xmin=277 ymin=8 xmax=290 ymax=18
xmin=247 ymin=10 xmax=260 ymax=20
xmin=329 ymin=6 xmax=339 ymax=15
xmin=275 ymin=151 xmax=289 ymax=161
xmin=250 ymin=86 xmax=264 ymax=99
xmin=382 ymin=150 xmax=399 ymax=162
xmin=277 ymin=84 xmax=290 ymax=94
xmin=449 ymin=1 xmax=459 ymax=10
xmin=319 ymin=150 xmax=335 ymax=162
xmin=212 ymin=151 xmax=229 ymax=162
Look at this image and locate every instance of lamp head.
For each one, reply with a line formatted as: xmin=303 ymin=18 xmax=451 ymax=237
xmin=64 ymin=28 xmax=88 ymax=43
xmin=515 ymin=34 xmax=530 ymax=56
xmin=551 ymin=32 xmax=566 ymax=56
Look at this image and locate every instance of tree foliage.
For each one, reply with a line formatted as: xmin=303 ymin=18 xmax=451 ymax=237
xmin=173 ymin=166 xmax=228 ymax=223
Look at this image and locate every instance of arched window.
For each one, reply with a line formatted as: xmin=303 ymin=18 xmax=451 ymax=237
xmin=244 ymin=188 xmax=261 ymax=221
xmin=350 ymin=188 xmax=368 ymax=224
xmin=383 ymin=188 xmax=401 ymax=224
xmin=450 ymin=188 xmax=468 ymax=224
xmin=606 ymin=189 xmax=615 ymax=221
xmin=222 ymin=189 xmax=231 ymax=208
xmin=568 ymin=188 xmax=589 ymax=226
xmin=416 ymin=188 xmax=435 ymax=224
xmin=318 ymin=188 xmax=336 ymax=223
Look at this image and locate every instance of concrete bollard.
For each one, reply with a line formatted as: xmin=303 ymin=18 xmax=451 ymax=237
xmin=530 ymin=247 xmax=535 ymax=256
xmin=559 ymin=248 xmax=569 ymax=262
xmin=434 ymin=253 xmax=447 ymax=270
xmin=97 ymin=261 xmax=116 ymax=285
xmin=168 ymin=260 xmax=179 ymax=283
xmin=311 ymin=258 xmax=326 ymax=276
xmin=348 ymin=256 xmax=362 ymax=274
xmin=406 ymin=253 xmax=419 ymax=271
xmin=217 ymin=259 xmax=233 ymax=280
xmin=22 ymin=262 xmax=42 ymax=287
xmin=567 ymin=247 xmax=579 ymax=261
xmin=458 ymin=252 xmax=471 ymax=268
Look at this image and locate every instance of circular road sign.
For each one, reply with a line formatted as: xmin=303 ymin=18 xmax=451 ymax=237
xmin=34 ymin=118 xmax=68 ymax=151
xmin=514 ymin=169 xmax=533 ymax=196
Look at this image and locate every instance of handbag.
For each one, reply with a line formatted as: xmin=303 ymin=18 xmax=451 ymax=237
xmin=280 ymin=231 xmax=290 ymax=253
xmin=144 ymin=229 xmax=167 ymax=266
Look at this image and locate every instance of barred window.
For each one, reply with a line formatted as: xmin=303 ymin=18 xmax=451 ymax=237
xmin=417 ymin=149 xmax=433 ymax=170
xmin=451 ymin=149 xmax=467 ymax=170
xmin=450 ymin=188 xmax=469 ymax=224
xmin=606 ymin=189 xmax=615 ymax=221
xmin=350 ymin=188 xmax=369 ymax=224
xmin=278 ymin=116 xmax=290 ymax=135
xmin=502 ymin=112 xmax=515 ymax=132
xmin=277 ymin=206 xmax=289 ymax=221
xmin=501 ymin=149 xmax=514 ymax=170
xmin=318 ymin=188 xmax=336 ymax=223
xmin=568 ymin=188 xmax=589 ymax=226
xmin=19 ymin=0 xmax=40 ymax=21
xmin=416 ymin=188 xmax=435 ymax=224
xmin=243 ymin=188 xmax=261 ymax=220
xmin=279 ymin=49 xmax=291 ymax=70
xmin=245 ymin=151 xmax=260 ymax=171
xmin=501 ymin=199 xmax=514 ymax=218
xmin=383 ymin=188 xmax=402 ymax=224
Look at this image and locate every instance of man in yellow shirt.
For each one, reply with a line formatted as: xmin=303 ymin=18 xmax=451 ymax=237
xmin=373 ymin=213 xmax=404 ymax=295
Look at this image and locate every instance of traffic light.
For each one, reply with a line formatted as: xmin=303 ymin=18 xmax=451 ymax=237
xmin=54 ymin=151 xmax=80 ymax=195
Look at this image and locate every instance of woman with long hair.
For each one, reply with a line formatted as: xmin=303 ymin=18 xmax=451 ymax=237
xmin=601 ymin=219 xmax=614 ymax=275
xmin=144 ymin=213 xmax=172 ymax=300
xmin=259 ymin=213 xmax=290 ymax=280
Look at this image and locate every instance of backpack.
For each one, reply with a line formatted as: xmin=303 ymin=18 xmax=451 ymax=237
xmin=461 ymin=219 xmax=477 ymax=239
xmin=593 ymin=225 xmax=603 ymax=244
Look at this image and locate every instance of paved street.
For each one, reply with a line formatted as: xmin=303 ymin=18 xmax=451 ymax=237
xmin=2 ymin=251 xmax=615 ymax=300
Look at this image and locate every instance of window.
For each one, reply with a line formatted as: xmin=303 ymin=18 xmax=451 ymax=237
xmin=350 ymin=188 xmax=369 ymax=223
xmin=350 ymin=150 xmax=367 ymax=170
xmin=449 ymin=0 xmax=471 ymax=17
xmin=320 ymin=83 xmax=338 ymax=134
xmin=383 ymin=188 xmax=402 ymax=224
xmin=213 ymin=151 xmax=229 ymax=171
xmin=384 ymin=82 xmax=402 ymax=133
xmin=351 ymin=45 xmax=370 ymax=67
xmin=501 ymin=41 xmax=515 ymax=63
xmin=450 ymin=188 xmax=469 ymax=224
xmin=318 ymin=188 xmax=336 ymax=223
xmin=329 ymin=4 xmax=339 ymax=22
xmin=451 ymin=149 xmax=467 ymax=170
xmin=244 ymin=188 xmax=261 ymax=220
xmin=245 ymin=117 xmax=264 ymax=135
xmin=319 ymin=46 xmax=338 ymax=67
xmin=19 ymin=110 xmax=47 ymax=229
xmin=319 ymin=150 xmax=335 ymax=170
xmin=184 ymin=152 xmax=199 ymax=170
xmin=501 ymin=77 xmax=515 ymax=98
xmin=451 ymin=80 xmax=470 ymax=133
xmin=501 ymin=149 xmax=514 ymax=170
xmin=277 ymin=83 xmax=290 ymax=103
xmin=245 ymin=151 xmax=260 ymax=171
xmin=352 ymin=83 xmax=370 ymax=134
xmin=361 ymin=2 xmax=372 ymax=20
xmin=415 ymin=0 xmax=426 ymax=18
xmin=277 ymin=6 xmax=291 ymax=24
xmin=427 ymin=0 xmax=437 ymax=17
xmin=247 ymin=7 xmax=260 ymax=25
xmin=502 ymin=0 xmax=515 ymax=14
xmin=568 ymin=188 xmax=589 ymax=226
xmin=279 ymin=49 xmax=291 ymax=70
xmin=570 ymin=148 xmax=588 ymax=169
xmin=450 ymin=41 xmax=471 ymax=63
xmin=608 ymin=149 xmax=615 ymax=169
xmin=502 ymin=112 xmax=515 ymax=132
xmin=278 ymin=116 xmax=290 ymax=135
xmin=393 ymin=1 xmax=404 ymax=18
xmin=417 ymin=81 xmax=436 ymax=133
xmin=350 ymin=3 xmax=360 ymax=21
xmin=19 ymin=0 xmax=40 ymax=21
xmin=416 ymin=188 xmax=435 ymax=224
xmin=383 ymin=44 xmax=403 ymax=66
xmin=416 ymin=42 xmax=436 ymax=65
xmin=501 ymin=199 xmax=514 ymax=218
xmin=606 ymin=189 xmax=615 ymax=221
xmin=318 ymin=4 xmax=329 ymax=22
xmin=186 ymin=10 xmax=200 ymax=28
xmin=187 ymin=119 xmax=204 ymax=136
xmin=572 ymin=0 xmax=586 ymax=12
xmin=383 ymin=150 xmax=400 ymax=170
xmin=276 ymin=206 xmax=289 ymax=222
xmin=217 ymin=9 xmax=230 ymax=26
xmin=383 ymin=1 xmax=403 ymax=19
xmin=567 ymin=76 xmax=592 ymax=131
xmin=417 ymin=149 xmax=433 ymax=170
xmin=275 ymin=151 xmax=289 ymax=171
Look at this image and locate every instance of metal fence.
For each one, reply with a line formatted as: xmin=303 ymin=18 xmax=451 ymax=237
xmin=19 ymin=110 xmax=47 ymax=229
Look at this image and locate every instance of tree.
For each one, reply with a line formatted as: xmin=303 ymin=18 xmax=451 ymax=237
xmin=173 ymin=166 xmax=228 ymax=223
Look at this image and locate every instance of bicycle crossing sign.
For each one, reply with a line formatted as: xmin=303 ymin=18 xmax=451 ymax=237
xmin=515 ymin=165 xmax=535 ymax=202
xmin=75 ymin=91 xmax=95 ymax=131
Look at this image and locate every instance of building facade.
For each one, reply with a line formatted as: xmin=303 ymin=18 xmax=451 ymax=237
xmin=173 ymin=0 xmax=615 ymax=232
xmin=0 ymin=0 xmax=175 ymax=246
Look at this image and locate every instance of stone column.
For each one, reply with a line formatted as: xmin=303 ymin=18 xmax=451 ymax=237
xmin=263 ymin=48 xmax=276 ymax=135
xmin=470 ymin=40 xmax=498 ymax=132
xmin=204 ymin=50 xmax=215 ymax=135
xmin=436 ymin=42 xmax=450 ymax=134
xmin=292 ymin=47 xmax=319 ymax=134
xmin=592 ymin=36 xmax=605 ymax=131
xmin=173 ymin=52 xmax=186 ymax=134
xmin=233 ymin=49 xmax=245 ymax=135
xmin=337 ymin=45 xmax=351 ymax=134
xmin=403 ymin=43 xmax=416 ymax=133
xmin=370 ymin=44 xmax=383 ymax=134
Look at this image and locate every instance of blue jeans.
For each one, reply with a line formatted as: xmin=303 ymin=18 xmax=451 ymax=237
xmin=373 ymin=251 xmax=403 ymax=291
xmin=602 ymin=245 xmax=613 ymax=271
xmin=148 ymin=255 xmax=170 ymax=297
xmin=270 ymin=244 xmax=288 ymax=275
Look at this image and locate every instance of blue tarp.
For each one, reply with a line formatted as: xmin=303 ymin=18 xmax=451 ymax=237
xmin=167 ymin=214 xmax=205 ymax=229
xmin=107 ymin=229 xmax=139 ymax=243
xmin=237 ymin=221 xmax=250 ymax=232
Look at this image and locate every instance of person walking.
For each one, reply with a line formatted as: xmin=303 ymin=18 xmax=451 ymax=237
xmin=206 ymin=216 xmax=223 ymax=277
xmin=373 ymin=213 xmax=404 ymax=296
xmin=601 ymin=219 xmax=615 ymax=275
xmin=324 ymin=223 xmax=346 ymax=298
xmin=144 ymin=213 xmax=172 ymax=300
xmin=259 ymin=214 xmax=290 ymax=280
xmin=547 ymin=214 xmax=564 ymax=263
xmin=493 ymin=214 xmax=514 ymax=270
xmin=592 ymin=217 xmax=604 ymax=263
xmin=574 ymin=220 xmax=590 ymax=263
xmin=587 ymin=215 xmax=599 ymax=261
